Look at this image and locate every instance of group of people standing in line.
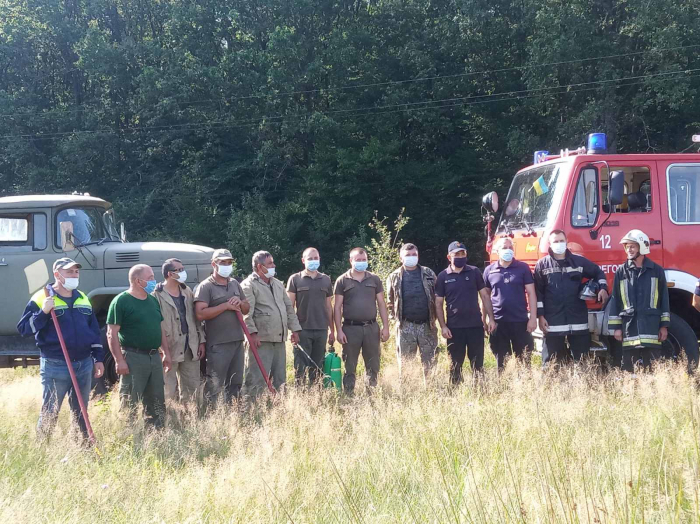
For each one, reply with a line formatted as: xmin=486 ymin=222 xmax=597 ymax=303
xmin=17 ymin=227 xmax=678 ymax=439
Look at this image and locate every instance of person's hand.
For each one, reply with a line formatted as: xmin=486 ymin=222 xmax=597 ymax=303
xmin=198 ymin=343 xmax=206 ymax=359
xmin=659 ymin=327 xmax=668 ymax=342
xmin=290 ymin=331 xmax=300 ymax=345
xmin=227 ymin=297 xmax=241 ymax=311
xmin=328 ymin=331 xmax=335 ymax=345
xmin=538 ymin=316 xmax=549 ymax=334
xmin=614 ymin=329 xmax=623 ymax=342
xmin=162 ymin=352 xmax=172 ymax=373
xmin=337 ymin=329 xmax=348 ymax=345
xmin=115 ymin=358 xmax=130 ymax=375
xmin=93 ymin=362 xmax=105 ymax=379
xmin=598 ymin=289 xmax=609 ymax=303
xmin=527 ymin=316 xmax=538 ymax=333
xmin=249 ymin=332 xmax=262 ymax=350
xmin=42 ymin=297 xmax=55 ymax=314
xmin=441 ymin=326 xmax=453 ymax=339
xmin=380 ymin=326 xmax=390 ymax=342
xmin=487 ymin=319 xmax=497 ymax=334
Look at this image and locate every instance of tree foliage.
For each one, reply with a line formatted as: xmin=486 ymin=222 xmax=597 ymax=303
xmin=2 ymin=0 xmax=700 ymax=277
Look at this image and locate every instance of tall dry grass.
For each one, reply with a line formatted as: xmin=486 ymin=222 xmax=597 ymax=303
xmin=0 ymin=350 xmax=699 ymax=523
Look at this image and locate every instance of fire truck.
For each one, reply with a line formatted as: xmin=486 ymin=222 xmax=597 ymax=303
xmin=482 ymin=133 xmax=700 ymax=368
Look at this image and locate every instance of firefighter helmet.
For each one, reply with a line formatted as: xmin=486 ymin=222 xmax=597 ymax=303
xmin=579 ymin=279 xmax=600 ymax=301
xmin=620 ymin=229 xmax=651 ymax=255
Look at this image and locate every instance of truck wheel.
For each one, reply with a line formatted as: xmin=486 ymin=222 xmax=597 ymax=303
xmin=660 ymin=313 xmax=699 ymax=373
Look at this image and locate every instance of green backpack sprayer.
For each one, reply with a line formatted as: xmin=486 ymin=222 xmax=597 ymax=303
xmin=293 ymin=343 xmax=342 ymax=391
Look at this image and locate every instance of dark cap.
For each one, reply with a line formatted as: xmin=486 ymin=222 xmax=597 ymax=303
xmin=53 ymin=257 xmax=82 ymax=271
xmin=448 ymin=241 xmax=467 ymax=254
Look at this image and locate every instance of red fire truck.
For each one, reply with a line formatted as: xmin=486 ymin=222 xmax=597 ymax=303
xmin=482 ymin=133 xmax=700 ymax=367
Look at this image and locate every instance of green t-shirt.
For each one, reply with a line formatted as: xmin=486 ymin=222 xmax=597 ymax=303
xmin=107 ymin=291 xmax=163 ymax=350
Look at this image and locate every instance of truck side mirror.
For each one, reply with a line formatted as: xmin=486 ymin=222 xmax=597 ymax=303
xmin=608 ymin=170 xmax=625 ymax=207
xmin=120 ymin=222 xmax=126 ymax=242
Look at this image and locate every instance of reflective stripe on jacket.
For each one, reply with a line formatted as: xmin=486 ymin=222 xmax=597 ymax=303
xmin=534 ymin=250 xmax=607 ymax=335
xmin=608 ymin=258 xmax=670 ymax=348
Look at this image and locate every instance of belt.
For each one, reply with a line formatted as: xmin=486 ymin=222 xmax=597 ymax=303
xmin=123 ymin=346 xmax=160 ymax=355
xmin=402 ymin=318 xmax=428 ymax=325
xmin=343 ymin=319 xmax=376 ymax=326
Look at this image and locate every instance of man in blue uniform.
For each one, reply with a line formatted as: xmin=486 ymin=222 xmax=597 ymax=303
xmin=17 ymin=258 xmax=104 ymax=440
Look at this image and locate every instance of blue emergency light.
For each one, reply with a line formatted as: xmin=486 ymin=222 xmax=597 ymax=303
xmin=534 ymin=150 xmax=549 ymax=164
xmin=587 ymin=133 xmax=607 ymax=154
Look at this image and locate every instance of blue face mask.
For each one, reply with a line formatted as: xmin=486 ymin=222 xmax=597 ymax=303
xmin=500 ymin=249 xmax=514 ymax=262
xmin=353 ymin=261 xmax=368 ymax=272
xmin=143 ymin=279 xmax=157 ymax=294
xmin=305 ymin=260 xmax=320 ymax=271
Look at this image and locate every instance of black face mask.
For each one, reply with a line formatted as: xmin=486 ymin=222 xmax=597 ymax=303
xmin=452 ymin=257 xmax=467 ymax=268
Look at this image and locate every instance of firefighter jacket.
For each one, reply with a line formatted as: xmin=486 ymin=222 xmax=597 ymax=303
xmin=607 ymin=257 xmax=670 ymax=349
xmin=17 ymin=288 xmax=104 ymax=362
xmin=534 ymin=249 xmax=608 ymax=336
xmin=385 ymin=265 xmax=438 ymax=327
xmin=241 ymin=272 xmax=302 ymax=343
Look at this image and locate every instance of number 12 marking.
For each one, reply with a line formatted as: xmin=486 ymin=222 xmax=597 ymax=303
xmin=600 ymin=234 xmax=611 ymax=249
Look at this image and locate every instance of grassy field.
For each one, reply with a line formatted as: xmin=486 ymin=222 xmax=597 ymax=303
xmin=1 ymin=348 xmax=699 ymax=524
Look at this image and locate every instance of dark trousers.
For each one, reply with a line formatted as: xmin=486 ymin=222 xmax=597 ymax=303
xmin=447 ymin=327 xmax=484 ymax=384
xmin=542 ymin=333 xmax=591 ymax=366
xmin=621 ymin=348 xmax=653 ymax=372
xmin=295 ymin=329 xmax=327 ymax=385
xmin=489 ymin=321 xmax=533 ymax=370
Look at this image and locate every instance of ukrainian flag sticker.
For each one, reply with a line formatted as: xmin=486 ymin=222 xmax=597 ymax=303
xmin=533 ymin=175 xmax=549 ymax=196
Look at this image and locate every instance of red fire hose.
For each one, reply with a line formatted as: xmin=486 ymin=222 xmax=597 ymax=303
xmin=235 ymin=311 xmax=275 ymax=394
xmin=44 ymin=286 xmax=97 ymax=445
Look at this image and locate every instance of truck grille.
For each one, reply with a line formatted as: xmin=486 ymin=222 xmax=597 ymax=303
xmin=115 ymin=252 xmax=140 ymax=263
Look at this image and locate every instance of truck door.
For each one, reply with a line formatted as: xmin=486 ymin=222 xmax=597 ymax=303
xmin=0 ymin=212 xmax=50 ymax=335
xmin=566 ymin=160 xmax=663 ymax=287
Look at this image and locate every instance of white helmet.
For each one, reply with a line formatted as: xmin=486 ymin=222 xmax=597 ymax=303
xmin=620 ymin=229 xmax=650 ymax=255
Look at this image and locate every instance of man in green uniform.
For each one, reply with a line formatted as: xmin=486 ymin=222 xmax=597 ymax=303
xmin=107 ymin=264 xmax=172 ymax=428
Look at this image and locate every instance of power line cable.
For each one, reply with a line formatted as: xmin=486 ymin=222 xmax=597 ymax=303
xmin=0 ymin=43 xmax=698 ymax=120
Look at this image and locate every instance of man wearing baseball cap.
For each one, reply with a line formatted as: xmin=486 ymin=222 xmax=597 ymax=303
xmin=194 ymin=249 xmax=250 ymax=404
xmin=18 ymin=258 xmax=105 ymax=441
xmin=435 ymin=242 xmax=496 ymax=384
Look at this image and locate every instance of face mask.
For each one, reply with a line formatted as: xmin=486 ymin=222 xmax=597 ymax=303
xmin=175 ymin=271 xmax=187 ymax=283
xmin=143 ymin=280 xmax=157 ymax=294
xmin=217 ymin=264 xmax=233 ymax=278
xmin=305 ymin=260 xmax=320 ymax=272
xmin=265 ymin=267 xmax=276 ymax=279
xmin=551 ymin=242 xmax=567 ymax=255
xmin=403 ymin=256 xmax=418 ymax=268
xmin=353 ymin=261 xmax=368 ymax=272
xmin=63 ymin=277 xmax=79 ymax=290
xmin=500 ymin=249 xmax=514 ymax=262
xmin=452 ymin=257 xmax=467 ymax=268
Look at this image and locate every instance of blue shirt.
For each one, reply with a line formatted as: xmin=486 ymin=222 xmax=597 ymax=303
xmin=483 ymin=259 xmax=534 ymax=322
xmin=435 ymin=265 xmax=485 ymax=329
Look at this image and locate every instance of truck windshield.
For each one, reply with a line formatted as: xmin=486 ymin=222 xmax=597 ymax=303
xmin=55 ymin=206 xmax=121 ymax=248
xmin=497 ymin=163 xmax=564 ymax=233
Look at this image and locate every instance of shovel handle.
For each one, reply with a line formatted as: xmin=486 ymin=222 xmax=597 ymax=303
xmin=235 ymin=310 xmax=275 ymax=394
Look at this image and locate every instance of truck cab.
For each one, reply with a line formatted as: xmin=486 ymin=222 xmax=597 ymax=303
xmin=0 ymin=195 xmax=216 ymax=383
xmin=483 ymin=135 xmax=700 ymax=367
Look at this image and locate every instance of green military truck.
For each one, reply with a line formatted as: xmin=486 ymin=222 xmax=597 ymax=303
xmin=0 ymin=194 xmax=215 ymax=385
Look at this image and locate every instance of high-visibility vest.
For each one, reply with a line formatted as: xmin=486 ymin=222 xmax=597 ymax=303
xmin=31 ymin=289 xmax=93 ymax=315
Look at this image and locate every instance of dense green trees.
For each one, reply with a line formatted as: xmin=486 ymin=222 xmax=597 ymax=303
xmin=2 ymin=0 xmax=699 ymax=276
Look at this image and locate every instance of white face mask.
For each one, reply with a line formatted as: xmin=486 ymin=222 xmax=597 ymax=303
xmin=551 ymin=241 xmax=567 ymax=255
xmin=217 ymin=264 xmax=233 ymax=278
xmin=175 ymin=270 xmax=187 ymax=283
xmin=403 ymin=255 xmax=419 ymax=268
xmin=63 ymin=277 xmax=79 ymax=290
xmin=265 ymin=267 xmax=276 ymax=279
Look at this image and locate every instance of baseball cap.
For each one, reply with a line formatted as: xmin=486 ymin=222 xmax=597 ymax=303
xmin=212 ymin=249 xmax=234 ymax=262
xmin=448 ymin=241 xmax=467 ymax=254
xmin=53 ymin=257 xmax=82 ymax=271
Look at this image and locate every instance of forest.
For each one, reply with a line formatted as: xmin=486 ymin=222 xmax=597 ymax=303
xmin=2 ymin=0 xmax=700 ymax=274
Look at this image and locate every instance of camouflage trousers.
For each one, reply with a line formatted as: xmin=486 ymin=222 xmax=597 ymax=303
xmin=396 ymin=320 xmax=438 ymax=376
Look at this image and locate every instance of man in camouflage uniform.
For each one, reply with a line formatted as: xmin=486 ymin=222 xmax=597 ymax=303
xmin=386 ymin=243 xmax=439 ymax=378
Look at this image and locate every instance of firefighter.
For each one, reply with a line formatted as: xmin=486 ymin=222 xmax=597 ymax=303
xmin=607 ymin=230 xmax=670 ymax=372
xmin=534 ymin=230 xmax=609 ymax=366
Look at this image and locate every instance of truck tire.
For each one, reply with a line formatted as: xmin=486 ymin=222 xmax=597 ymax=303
xmin=662 ymin=313 xmax=699 ymax=373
